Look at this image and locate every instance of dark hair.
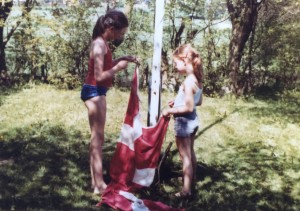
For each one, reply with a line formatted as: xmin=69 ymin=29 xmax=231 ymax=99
xmin=92 ymin=10 xmax=129 ymax=40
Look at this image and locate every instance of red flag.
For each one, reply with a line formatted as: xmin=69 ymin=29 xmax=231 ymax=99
xmin=97 ymin=66 xmax=179 ymax=210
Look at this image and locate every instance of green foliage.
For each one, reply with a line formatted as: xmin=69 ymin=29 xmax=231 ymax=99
xmin=46 ymin=6 xmax=94 ymax=77
xmin=47 ymin=72 xmax=82 ymax=89
xmin=113 ymin=7 xmax=154 ymax=88
xmin=6 ymin=6 xmax=96 ymax=87
xmin=199 ymin=27 xmax=231 ymax=96
xmin=7 ymin=11 xmax=45 ymax=79
xmin=255 ymin=20 xmax=300 ymax=91
xmin=3 ymin=0 xmax=300 ymax=94
xmin=235 ymin=0 xmax=300 ymax=94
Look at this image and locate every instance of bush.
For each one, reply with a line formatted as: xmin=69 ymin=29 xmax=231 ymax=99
xmin=48 ymin=72 xmax=82 ymax=90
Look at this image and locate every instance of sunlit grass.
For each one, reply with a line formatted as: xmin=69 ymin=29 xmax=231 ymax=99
xmin=0 ymin=84 xmax=299 ymax=210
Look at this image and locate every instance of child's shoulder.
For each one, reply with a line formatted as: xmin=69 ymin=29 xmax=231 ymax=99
xmin=92 ymin=37 xmax=107 ymax=48
xmin=91 ymin=38 xmax=107 ymax=54
xmin=183 ymin=75 xmax=200 ymax=93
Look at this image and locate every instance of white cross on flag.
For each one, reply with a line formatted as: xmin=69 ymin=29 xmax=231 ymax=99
xmin=97 ymin=66 xmax=180 ymax=210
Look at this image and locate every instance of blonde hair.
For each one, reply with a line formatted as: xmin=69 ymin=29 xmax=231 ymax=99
xmin=173 ymin=44 xmax=204 ymax=84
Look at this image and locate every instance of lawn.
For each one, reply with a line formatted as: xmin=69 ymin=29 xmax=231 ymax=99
xmin=0 ymin=84 xmax=299 ymax=210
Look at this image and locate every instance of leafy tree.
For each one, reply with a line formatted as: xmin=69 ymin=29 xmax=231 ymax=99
xmin=5 ymin=5 xmax=96 ymax=88
xmin=161 ymin=0 xmax=206 ymax=90
xmin=2 ymin=0 xmax=298 ymax=95
xmin=0 ymin=0 xmax=35 ymax=84
xmin=120 ymin=0 xmax=230 ymax=93
xmin=226 ymin=0 xmax=264 ymax=95
xmin=113 ymin=2 xmax=154 ymax=88
xmin=41 ymin=6 xmax=95 ymax=89
xmin=252 ymin=0 xmax=300 ymax=92
xmin=199 ymin=0 xmax=231 ymax=96
xmin=7 ymin=11 xmax=46 ymax=83
xmin=0 ymin=0 xmax=13 ymax=77
xmin=227 ymin=0 xmax=300 ymax=95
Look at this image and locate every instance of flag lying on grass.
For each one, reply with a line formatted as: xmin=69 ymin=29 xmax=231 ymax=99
xmin=97 ymin=66 xmax=177 ymax=210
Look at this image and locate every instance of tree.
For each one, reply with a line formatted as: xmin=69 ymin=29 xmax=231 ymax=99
xmin=252 ymin=0 xmax=300 ymax=92
xmin=0 ymin=0 xmax=13 ymax=77
xmin=124 ymin=0 xmax=135 ymax=18
xmin=0 ymin=0 xmax=34 ymax=83
xmin=226 ymin=0 xmax=264 ymax=95
xmin=162 ymin=0 xmax=206 ymax=91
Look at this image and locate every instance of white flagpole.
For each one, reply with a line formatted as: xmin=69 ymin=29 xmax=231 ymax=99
xmin=148 ymin=0 xmax=165 ymax=126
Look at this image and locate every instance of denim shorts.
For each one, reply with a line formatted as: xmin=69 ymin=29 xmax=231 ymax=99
xmin=174 ymin=110 xmax=199 ymax=138
xmin=80 ymin=84 xmax=108 ymax=101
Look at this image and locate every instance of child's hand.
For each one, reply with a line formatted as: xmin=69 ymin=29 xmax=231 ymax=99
xmin=161 ymin=109 xmax=170 ymax=117
xmin=115 ymin=60 xmax=129 ymax=70
xmin=168 ymin=100 xmax=174 ymax=108
xmin=120 ymin=56 xmax=140 ymax=65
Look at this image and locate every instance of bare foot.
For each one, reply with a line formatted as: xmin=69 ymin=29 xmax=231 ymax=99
xmin=93 ymin=184 xmax=107 ymax=195
xmin=174 ymin=191 xmax=191 ymax=199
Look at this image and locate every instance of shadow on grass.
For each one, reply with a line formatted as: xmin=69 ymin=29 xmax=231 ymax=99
xmin=148 ymin=141 xmax=300 ymax=211
xmin=0 ymin=86 xmax=20 ymax=108
xmin=196 ymin=108 xmax=241 ymax=139
xmin=0 ymin=84 xmax=37 ymax=107
xmin=0 ymin=122 xmax=115 ymax=211
xmin=121 ymin=97 xmax=299 ymax=210
xmin=1 ymin=113 xmax=299 ymax=210
xmin=135 ymin=106 xmax=300 ymax=211
xmin=250 ymin=92 xmax=300 ymax=124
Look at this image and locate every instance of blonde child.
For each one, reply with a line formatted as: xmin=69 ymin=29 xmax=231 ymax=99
xmin=162 ymin=44 xmax=203 ymax=198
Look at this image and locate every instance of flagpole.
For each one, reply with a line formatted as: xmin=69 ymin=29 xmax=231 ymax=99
xmin=148 ymin=0 xmax=165 ymax=126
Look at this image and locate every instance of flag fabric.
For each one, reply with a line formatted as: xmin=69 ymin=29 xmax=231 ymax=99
xmin=97 ymin=66 xmax=179 ymax=210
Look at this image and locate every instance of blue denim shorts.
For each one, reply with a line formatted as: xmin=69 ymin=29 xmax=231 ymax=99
xmin=174 ymin=110 xmax=199 ymax=138
xmin=80 ymin=84 xmax=108 ymax=101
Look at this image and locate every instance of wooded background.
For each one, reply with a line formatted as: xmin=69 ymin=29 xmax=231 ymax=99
xmin=1 ymin=0 xmax=299 ymax=97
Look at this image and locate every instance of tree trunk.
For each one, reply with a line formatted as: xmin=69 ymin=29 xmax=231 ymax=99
xmin=243 ymin=15 xmax=257 ymax=94
xmin=174 ymin=20 xmax=185 ymax=48
xmin=1 ymin=0 xmax=34 ymax=81
xmin=0 ymin=27 xmax=6 ymax=75
xmin=226 ymin=0 xmax=261 ymax=95
xmin=124 ymin=0 xmax=135 ymax=19
xmin=0 ymin=0 xmax=13 ymax=75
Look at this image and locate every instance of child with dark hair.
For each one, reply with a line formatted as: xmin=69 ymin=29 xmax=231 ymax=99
xmin=81 ymin=9 xmax=138 ymax=195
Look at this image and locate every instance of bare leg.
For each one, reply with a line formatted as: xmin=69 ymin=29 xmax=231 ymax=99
xmin=175 ymin=136 xmax=192 ymax=195
xmin=85 ymin=96 xmax=107 ymax=194
xmin=191 ymin=133 xmax=197 ymax=188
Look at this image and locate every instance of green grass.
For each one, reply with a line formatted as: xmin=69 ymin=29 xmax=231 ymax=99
xmin=0 ymin=84 xmax=299 ymax=210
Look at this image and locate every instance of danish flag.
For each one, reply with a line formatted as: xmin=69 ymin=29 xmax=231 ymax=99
xmin=97 ymin=66 xmax=179 ymax=210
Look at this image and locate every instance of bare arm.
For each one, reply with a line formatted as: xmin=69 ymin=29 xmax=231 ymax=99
xmin=112 ymin=56 xmax=139 ymax=66
xmin=162 ymin=81 xmax=195 ymax=116
xmin=93 ymin=39 xmax=115 ymax=83
xmin=93 ymin=39 xmax=133 ymax=83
